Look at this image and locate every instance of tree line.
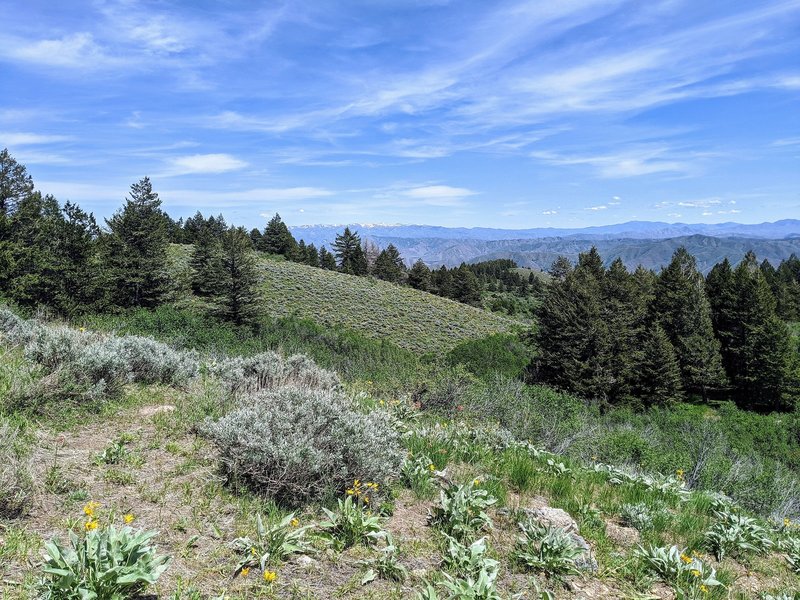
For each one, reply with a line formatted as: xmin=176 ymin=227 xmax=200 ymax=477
xmin=533 ymin=247 xmax=800 ymax=412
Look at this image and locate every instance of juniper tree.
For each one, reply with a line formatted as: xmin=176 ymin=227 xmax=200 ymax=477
xmin=101 ymin=177 xmax=170 ymax=308
xmin=451 ymin=264 xmax=482 ymax=305
xmin=208 ymin=226 xmax=260 ymax=326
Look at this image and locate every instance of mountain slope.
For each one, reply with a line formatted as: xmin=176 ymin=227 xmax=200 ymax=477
xmin=255 ymin=256 xmax=520 ymax=354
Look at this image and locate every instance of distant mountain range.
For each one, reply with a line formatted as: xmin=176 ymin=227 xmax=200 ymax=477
xmin=289 ymin=220 xmax=800 ymax=273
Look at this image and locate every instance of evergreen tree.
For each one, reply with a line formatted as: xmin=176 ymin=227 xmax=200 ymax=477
xmin=305 ymin=242 xmax=320 ymax=267
xmin=652 ymin=247 xmax=726 ymax=398
xmin=262 ymin=213 xmax=297 ymax=257
xmin=408 ymin=259 xmax=432 ymax=291
xmin=319 ymin=245 xmax=337 ymax=270
xmin=333 ymin=227 xmax=368 ymax=275
xmin=249 ymin=228 xmax=264 ymax=249
xmin=535 ymin=255 xmax=611 ymax=400
xmin=373 ymin=244 xmax=405 ymax=283
xmin=634 ymin=323 xmax=683 ymax=406
xmin=189 ymin=224 xmax=221 ymax=297
xmin=5 ymin=192 xmax=64 ymax=308
xmin=705 ymin=258 xmax=738 ymax=377
xmin=433 ymin=265 xmax=454 ymax=298
xmin=600 ymin=258 xmax=641 ymax=403
xmin=728 ymin=253 xmax=796 ymax=410
xmin=57 ymin=201 xmax=100 ymax=312
xmin=549 ymin=256 xmax=572 ymax=281
xmin=296 ymin=239 xmax=307 ymax=263
xmin=451 ymin=264 xmax=482 ymax=305
xmin=208 ymin=226 xmax=260 ymax=326
xmin=0 ymin=148 xmax=34 ymax=217
xmin=102 ymin=177 xmax=170 ymax=308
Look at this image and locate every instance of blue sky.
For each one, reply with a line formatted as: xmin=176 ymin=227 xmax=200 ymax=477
xmin=1 ymin=0 xmax=799 ymax=229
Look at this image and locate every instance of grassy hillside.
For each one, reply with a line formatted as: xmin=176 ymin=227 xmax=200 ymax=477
xmin=3 ymin=314 xmax=800 ymax=599
xmin=253 ymin=257 xmax=520 ymax=354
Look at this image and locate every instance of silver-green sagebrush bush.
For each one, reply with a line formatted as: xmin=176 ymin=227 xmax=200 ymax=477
xmin=0 ymin=416 xmax=34 ymax=517
xmin=209 ymin=351 xmax=339 ymax=396
xmin=202 ymin=386 xmax=402 ymax=505
xmin=40 ymin=525 xmax=170 ymax=599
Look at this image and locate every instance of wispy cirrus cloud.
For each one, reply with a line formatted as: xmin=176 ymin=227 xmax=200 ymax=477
xmin=163 ymin=154 xmax=249 ymax=176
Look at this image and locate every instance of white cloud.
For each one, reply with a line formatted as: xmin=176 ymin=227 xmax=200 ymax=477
xmin=3 ymin=33 xmax=114 ymax=69
xmin=667 ymin=212 xmax=682 ymax=218
xmin=0 ymin=132 xmax=72 ymax=145
xmin=542 ymin=210 xmax=558 ymax=215
xmin=401 ymin=185 xmax=477 ymax=199
xmin=165 ymin=154 xmax=249 ymax=176
xmin=585 ymin=205 xmax=607 ymax=211
xmin=677 ymin=198 xmax=722 ymax=208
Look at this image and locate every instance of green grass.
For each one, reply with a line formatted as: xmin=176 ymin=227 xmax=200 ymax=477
xmin=254 ymin=255 xmax=520 ymax=354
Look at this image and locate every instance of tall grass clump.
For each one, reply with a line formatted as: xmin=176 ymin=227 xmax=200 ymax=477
xmin=202 ymin=386 xmax=402 ymax=506
xmin=0 ymin=416 xmax=34 ymax=517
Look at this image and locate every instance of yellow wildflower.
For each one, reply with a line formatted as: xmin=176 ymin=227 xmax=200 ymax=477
xmin=428 ymin=464 xmax=436 ymax=472
xmin=680 ymin=553 xmax=692 ymax=564
xmin=676 ymin=469 xmax=685 ymax=478
xmin=290 ymin=517 xmax=300 ymax=527
xmin=700 ymin=584 xmax=709 ymax=594
xmin=474 ymin=478 xmax=481 ymax=485
xmin=263 ymin=570 xmax=277 ymax=583
xmin=123 ymin=514 xmax=134 ymax=524
xmin=85 ymin=519 xmax=98 ymax=531
xmin=363 ymin=496 xmax=370 ymax=504
xmin=83 ymin=501 xmax=100 ymax=517
xmin=79 ymin=327 xmax=86 ymax=332
xmin=346 ymin=489 xmax=355 ymax=495
xmin=691 ymin=569 xmax=701 ymax=578
xmin=241 ymin=567 xmax=250 ymax=577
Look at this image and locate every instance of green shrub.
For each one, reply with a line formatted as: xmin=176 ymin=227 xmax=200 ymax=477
xmin=40 ymin=525 xmax=170 ymax=599
xmin=231 ymin=513 xmax=312 ymax=572
xmin=705 ymin=509 xmax=773 ymax=560
xmin=428 ymin=481 xmax=497 ymax=542
xmin=319 ymin=495 xmax=386 ymax=550
xmin=358 ymin=533 xmax=407 ymax=584
xmin=202 ymin=387 xmax=402 ymax=505
xmin=620 ymin=503 xmax=655 ymax=531
xmin=441 ymin=535 xmax=497 ymax=579
xmin=0 ymin=416 xmax=34 ymax=517
xmin=446 ymin=334 xmax=529 ymax=380
xmin=511 ymin=519 xmax=583 ymax=577
xmin=635 ymin=544 xmax=721 ymax=599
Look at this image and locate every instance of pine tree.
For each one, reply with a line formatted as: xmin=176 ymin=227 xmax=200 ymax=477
xmin=408 ymin=259 xmax=432 ymax=291
xmin=652 ymin=247 xmax=726 ymax=398
xmin=208 ymin=226 xmax=260 ymax=326
xmin=601 ymin=258 xmax=641 ymax=403
xmin=57 ymin=201 xmax=100 ymax=313
xmin=705 ymin=258 xmax=738 ymax=377
xmin=319 ymin=245 xmax=337 ymax=270
xmin=333 ymin=227 xmax=368 ymax=275
xmin=373 ymin=244 xmax=405 ymax=283
xmin=102 ymin=177 xmax=170 ymax=308
xmin=262 ymin=213 xmax=297 ymax=257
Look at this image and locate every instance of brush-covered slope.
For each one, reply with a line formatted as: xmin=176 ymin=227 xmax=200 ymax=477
xmin=255 ymin=256 xmax=520 ymax=354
